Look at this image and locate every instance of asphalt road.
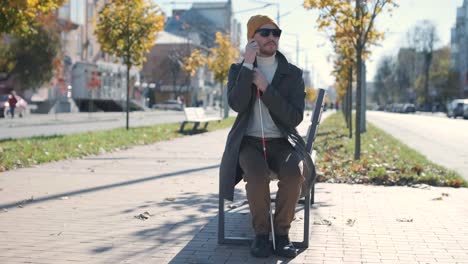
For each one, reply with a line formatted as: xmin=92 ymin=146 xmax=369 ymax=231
xmin=0 ymin=110 xmax=188 ymax=140
xmin=367 ymin=111 xmax=468 ymax=181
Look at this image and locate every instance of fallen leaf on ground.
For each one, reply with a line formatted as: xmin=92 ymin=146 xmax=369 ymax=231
xmin=411 ymin=165 xmax=423 ymax=175
xmin=432 ymin=197 xmax=443 ymax=201
xmin=134 ymin=211 xmax=152 ymax=220
xmin=313 ymin=219 xmax=332 ymax=226
xmin=346 ymin=218 xmax=356 ymax=227
xmin=164 ymin=197 xmax=176 ymax=202
xmin=441 ymin=193 xmax=449 ymax=197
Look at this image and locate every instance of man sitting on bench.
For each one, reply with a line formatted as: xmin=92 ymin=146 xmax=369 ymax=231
xmin=219 ymin=15 xmax=315 ymax=259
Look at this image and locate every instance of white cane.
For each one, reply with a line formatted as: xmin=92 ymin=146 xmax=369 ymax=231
xmin=256 ymin=86 xmax=276 ymax=251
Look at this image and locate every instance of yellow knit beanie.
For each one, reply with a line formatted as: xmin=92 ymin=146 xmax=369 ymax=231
xmin=247 ymin=15 xmax=279 ymax=40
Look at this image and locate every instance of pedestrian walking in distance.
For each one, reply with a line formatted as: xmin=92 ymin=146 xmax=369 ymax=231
xmin=219 ymin=14 xmax=315 ymax=259
xmin=8 ymin=91 xmax=18 ymax=118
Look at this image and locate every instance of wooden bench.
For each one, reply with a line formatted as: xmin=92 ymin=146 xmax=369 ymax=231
xmin=179 ymin=107 xmax=222 ymax=132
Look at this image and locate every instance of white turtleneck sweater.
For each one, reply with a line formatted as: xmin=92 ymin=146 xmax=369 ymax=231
xmin=243 ymin=54 xmax=282 ymax=138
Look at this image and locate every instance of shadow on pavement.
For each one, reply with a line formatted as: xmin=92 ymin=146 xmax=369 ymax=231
xmin=0 ymin=164 xmax=220 ymax=210
xmin=164 ymin=186 xmax=334 ymax=263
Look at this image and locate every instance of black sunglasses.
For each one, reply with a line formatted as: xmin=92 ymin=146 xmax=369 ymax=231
xmin=255 ymin=28 xmax=282 ymax=38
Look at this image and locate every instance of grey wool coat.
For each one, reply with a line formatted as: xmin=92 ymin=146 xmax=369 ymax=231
xmin=219 ymin=51 xmax=316 ymax=201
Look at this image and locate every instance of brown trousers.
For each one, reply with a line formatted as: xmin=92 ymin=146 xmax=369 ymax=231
xmin=238 ymin=136 xmax=304 ymax=235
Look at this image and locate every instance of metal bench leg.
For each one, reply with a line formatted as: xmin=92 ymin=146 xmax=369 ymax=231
xmin=203 ymin=122 xmax=209 ymax=130
xmin=303 ymin=190 xmax=310 ymax=248
xmin=311 ymin=182 xmax=315 ymax=205
xmin=192 ymin=122 xmax=200 ymax=131
xmin=179 ymin=121 xmax=187 ymax=132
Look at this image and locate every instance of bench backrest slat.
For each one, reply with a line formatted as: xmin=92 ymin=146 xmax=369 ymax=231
xmin=184 ymin=107 xmax=199 ymax=120
xmin=195 ymin=108 xmax=206 ymax=119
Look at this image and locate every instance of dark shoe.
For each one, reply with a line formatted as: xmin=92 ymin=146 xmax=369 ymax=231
xmin=250 ymin=234 xmax=272 ymax=258
xmin=275 ymin=235 xmax=298 ymax=258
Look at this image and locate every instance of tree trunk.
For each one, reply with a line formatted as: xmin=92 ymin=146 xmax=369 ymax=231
xmin=126 ymin=63 xmax=130 ymax=130
xmin=223 ymin=81 xmax=229 ymax=118
xmin=423 ymin=52 xmax=432 ymax=110
xmin=348 ymin=66 xmax=353 ymax=139
xmin=344 ymin=95 xmax=348 ymax=128
xmin=354 ymin=0 xmax=362 ymax=160
xmin=360 ymin=62 xmax=366 ymax=133
xmin=355 ymin=47 xmax=363 ymax=160
xmin=219 ymin=83 xmax=223 ymax=118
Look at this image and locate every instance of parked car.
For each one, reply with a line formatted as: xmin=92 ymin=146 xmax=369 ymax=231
xmin=463 ymin=103 xmax=468 ymax=119
xmin=402 ymin=103 xmax=416 ymax=113
xmin=152 ymin=99 xmax=184 ymax=111
xmin=447 ymin=99 xmax=468 ymax=118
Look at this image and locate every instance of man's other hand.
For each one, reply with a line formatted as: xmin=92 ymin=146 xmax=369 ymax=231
xmin=253 ymin=68 xmax=268 ymax=93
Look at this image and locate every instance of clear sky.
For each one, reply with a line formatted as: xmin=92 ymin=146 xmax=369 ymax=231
xmin=157 ymin=0 xmax=464 ymax=88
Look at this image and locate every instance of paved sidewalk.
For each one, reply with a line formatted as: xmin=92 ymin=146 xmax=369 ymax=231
xmin=1 ymin=113 xmax=468 ymax=263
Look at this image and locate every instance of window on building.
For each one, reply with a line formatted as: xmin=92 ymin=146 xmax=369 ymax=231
xmin=76 ymin=34 xmax=81 ymax=56
xmin=88 ymin=44 xmax=93 ymax=57
xmin=87 ymin=0 xmax=94 ymax=21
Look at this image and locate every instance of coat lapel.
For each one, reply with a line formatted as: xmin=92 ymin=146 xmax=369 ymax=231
xmin=271 ymin=51 xmax=290 ymax=91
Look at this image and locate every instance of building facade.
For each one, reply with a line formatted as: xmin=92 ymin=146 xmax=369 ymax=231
xmin=142 ymin=31 xmax=214 ymax=107
xmin=165 ymin=0 xmax=241 ymax=49
xmin=451 ymin=0 xmax=468 ymax=98
xmin=151 ymin=0 xmax=240 ymax=108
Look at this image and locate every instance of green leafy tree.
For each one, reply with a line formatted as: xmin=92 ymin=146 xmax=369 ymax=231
xmin=0 ymin=38 xmax=15 ymax=80
xmin=95 ymin=0 xmax=164 ymax=129
xmin=207 ymin=32 xmax=238 ymax=118
xmin=11 ymin=21 xmax=61 ymax=90
xmin=0 ymin=13 xmax=62 ymax=90
xmin=0 ymin=0 xmax=65 ymax=36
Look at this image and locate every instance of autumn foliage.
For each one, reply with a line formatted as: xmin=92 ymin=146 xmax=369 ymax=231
xmin=95 ymin=0 xmax=165 ymax=67
xmin=0 ymin=0 xmax=65 ymax=36
xmin=207 ymin=32 xmax=238 ymax=85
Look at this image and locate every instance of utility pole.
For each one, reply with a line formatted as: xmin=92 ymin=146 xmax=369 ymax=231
xmin=276 ymin=3 xmax=280 ymax=26
xmin=283 ymin=32 xmax=299 ymax=65
xmin=296 ymin=36 xmax=299 ymax=66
